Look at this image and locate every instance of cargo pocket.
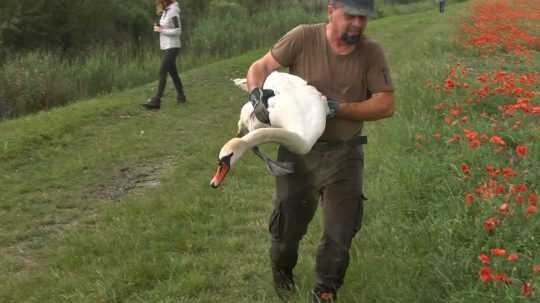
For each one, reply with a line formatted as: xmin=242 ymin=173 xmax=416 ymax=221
xmin=353 ymin=194 xmax=367 ymax=234
xmin=268 ymin=208 xmax=282 ymax=241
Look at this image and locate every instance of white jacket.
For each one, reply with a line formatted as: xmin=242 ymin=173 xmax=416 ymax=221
xmin=159 ymin=2 xmax=182 ymax=50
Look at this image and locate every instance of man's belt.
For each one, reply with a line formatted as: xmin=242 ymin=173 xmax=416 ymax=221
xmin=312 ymin=135 xmax=368 ymax=152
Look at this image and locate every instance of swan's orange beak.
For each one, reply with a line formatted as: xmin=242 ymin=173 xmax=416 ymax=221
xmin=210 ymin=161 xmax=230 ymax=188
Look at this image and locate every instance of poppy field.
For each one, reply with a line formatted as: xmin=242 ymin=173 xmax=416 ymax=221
xmin=422 ymin=0 xmax=539 ymax=299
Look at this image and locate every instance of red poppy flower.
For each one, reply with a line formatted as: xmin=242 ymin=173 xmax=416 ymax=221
xmin=479 ymin=254 xmax=490 ymax=264
xmin=465 ymin=192 xmax=475 ymax=206
xmin=484 ymin=217 xmax=498 ymax=232
xmin=490 ymin=248 xmax=507 ymax=257
xmin=529 ymin=193 xmax=538 ymax=206
xmin=502 ymin=167 xmax=517 ymax=179
xmin=469 ymin=140 xmax=481 ymax=149
xmin=461 ymin=164 xmax=470 ymax=174
xmin=479 ymin=267 xmax=492 ymax=283
xmin=507 ymin=254 xmax=519 ymax=262
xmin=512 ymin=184 xmax=528 ymax=193
xmin=516 ymin=145 xmax=528 ymax=157
xmin=526 ymin=205 xmax=537 ymax=216
xmin=499 ymin=203 xmax=509 ymax=215
xmin=493 ymin=273 xmax=511 ymax=284
xmin=489 ymin=136 xmax=506 ymax=146
xmin=522 ymin=282 xmax=531 ymax=297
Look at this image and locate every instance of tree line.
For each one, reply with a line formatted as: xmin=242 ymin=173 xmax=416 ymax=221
xmin=0 ymin=0 xmax=325 ymax=60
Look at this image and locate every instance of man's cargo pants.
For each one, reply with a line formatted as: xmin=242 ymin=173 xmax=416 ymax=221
xmin=269 ymin=142 xmax=366 ymax=295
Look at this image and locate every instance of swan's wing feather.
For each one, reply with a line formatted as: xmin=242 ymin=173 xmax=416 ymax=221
xmin=268 ymin=82 xmax=327 ymax=151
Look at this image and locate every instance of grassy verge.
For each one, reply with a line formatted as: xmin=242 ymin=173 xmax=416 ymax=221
xmin=2 ymin=1 xmax=537 ymax=302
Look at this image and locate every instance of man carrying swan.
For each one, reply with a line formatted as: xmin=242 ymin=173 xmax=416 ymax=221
xmin=246 ymin=0 xmax=394 ymax=302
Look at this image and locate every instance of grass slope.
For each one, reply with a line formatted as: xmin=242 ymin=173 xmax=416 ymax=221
xmin=1 ymin=2 xmax=512 ymax=302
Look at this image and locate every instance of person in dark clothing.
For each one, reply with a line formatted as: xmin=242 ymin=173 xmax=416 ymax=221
xmin=143 ymin=0 xmax=186 ymax=110
xmin=439 ymin=0 xmax=446 ymax=14
xmin=245 ymin=0 xmax=395 ymax=302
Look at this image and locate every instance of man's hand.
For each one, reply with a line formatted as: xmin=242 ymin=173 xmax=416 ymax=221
xmin=249 ymin=88 xmax=275 ymax=124
xmin=326 ymin=99 xmax=340 ymax=119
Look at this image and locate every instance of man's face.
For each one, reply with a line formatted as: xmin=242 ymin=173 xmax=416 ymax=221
xmin=328 ymin=3 xmax=368 ymax=45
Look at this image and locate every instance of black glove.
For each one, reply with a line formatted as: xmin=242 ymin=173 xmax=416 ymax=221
xmin=326 ymin=99 xmax=340 ymax=119
xmin=249 ymin=88 xmax=275 ymax=124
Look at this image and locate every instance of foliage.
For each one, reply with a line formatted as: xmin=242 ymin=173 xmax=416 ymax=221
xmin=1 ymin=2 xmax=539 ymax=302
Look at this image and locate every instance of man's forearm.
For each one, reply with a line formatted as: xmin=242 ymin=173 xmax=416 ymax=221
xmin=336 ymin=92 xmax=395 ymax=121
xmin=247 ymin=61 xmax=271 ymax=92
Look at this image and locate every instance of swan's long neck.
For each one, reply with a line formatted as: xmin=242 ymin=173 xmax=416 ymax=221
xmin=241 ymin=128 xmax=310 ymax=155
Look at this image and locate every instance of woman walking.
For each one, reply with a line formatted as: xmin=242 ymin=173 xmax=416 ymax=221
xmin=143 ymin=0 xmax=187 ymax=110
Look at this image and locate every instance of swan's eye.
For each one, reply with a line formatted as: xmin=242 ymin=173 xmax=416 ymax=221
xmin=218 ymin=153 xmax=233 ymax=165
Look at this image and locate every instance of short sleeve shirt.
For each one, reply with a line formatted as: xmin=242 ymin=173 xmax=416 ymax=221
xmin=271 ymin=23 xmax=394 ymax=140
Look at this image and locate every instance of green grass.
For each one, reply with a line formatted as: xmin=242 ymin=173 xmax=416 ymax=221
xmin=1 ymin=2 xmax=538 ymax=302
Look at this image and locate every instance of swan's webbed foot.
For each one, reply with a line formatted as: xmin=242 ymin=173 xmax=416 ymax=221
xmin=251 ymin=146 xmax=295 ymax=176
xmin=264 ymin=158 xmax=295 ymax=176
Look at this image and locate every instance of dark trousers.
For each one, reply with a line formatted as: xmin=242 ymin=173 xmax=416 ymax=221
xmin=156 ymin=48 xmax=184 ymax=98
xmin=269 ymin=144 xmax=365 ymax=295
xmin=439 ymin=0 xmax=446 ymax=14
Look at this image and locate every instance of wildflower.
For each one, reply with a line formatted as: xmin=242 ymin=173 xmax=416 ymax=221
xmin=511 ymin=184 xmax=527 ymax=193
xmin=479 ymin=267 xmax=492 ymax=283
xmin=463 ymin=129 xmax=477 ymax=141
xmin=526 ymin=205 xmax=537 ymax=216
xmin=490 ymin=248 xmax=507 ymax=257
xmin=479 ymin=254 xmax=490 ymax=264
xmin=461 ymin=164 xmax=470 ymax=174
xmin=445 ymin=78 xmax=455 ymax=90
xmin=493 ymin=273 xmax=511 ymax=284
xmin=533 ymin=265 xmax=540 ymax=273
xmin=469 ymin=140 xmax=481 ymax=149
xmin=449 ymin=107 xmax=461 ymax=116
xmin=478 ymin=74 xmax=488 ymax=82
xmin=465 ymin=192 xmax=475 ymax=206
xmin=522 ymin=282 xmax=530 ymax=297
xmin=447 ymin=134 xmax=461 ymax=144
xmin=485 ymin=165 xmax=499 ymax=177
xmin=502 ymin=167 xmax=517 ymax=179
xmin=507 ymin=254 xmax=519 ymax=262
xmin=529 ymin=193 xmax=538 ymax=206
xmin=515 ymin=195 xmax=524 ymax=205
xmin=489 ymin=136 xmax=506 ymax=146
xmin=484 ymin=217 xmax=497 ymax=232
xmin=499 ymin=203 xmax=509 ymax=215
xmin=433 ymin=103 xmax=446 ymax=111
xmin=516 ymin=145 xmax=528 ymax=157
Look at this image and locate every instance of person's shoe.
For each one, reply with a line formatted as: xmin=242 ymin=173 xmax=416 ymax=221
xmin=176 ymin=93 xmax=187 ymax=104
xmin=312 ymin=290 xmax=337 ymax=303
xmin=142 ymin=96 xmax=161 ymax=110
xmin=273 ymin=268 xmax=295 ymax=301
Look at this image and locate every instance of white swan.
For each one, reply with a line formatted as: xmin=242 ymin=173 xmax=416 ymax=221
xmin=210 ymin=72 xmax=329 ymax=188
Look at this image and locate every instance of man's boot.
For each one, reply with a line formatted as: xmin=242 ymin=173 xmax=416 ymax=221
xmin=273 ymin=268 xmax=295 ymax=301
xmin=176 ymin=92 xmax=187 ymax=104
xmin=311 ymin=290 xmax=337 ymax=303
xmin=142 ymin=96 xmax=161 ymax=110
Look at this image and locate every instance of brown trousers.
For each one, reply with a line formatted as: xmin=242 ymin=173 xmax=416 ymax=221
xmin=269 ymin=143 xmax=365 ymax=294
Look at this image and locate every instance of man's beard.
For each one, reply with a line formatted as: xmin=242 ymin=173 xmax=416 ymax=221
xmin=340 ymin=28 xmax=364 ymax=45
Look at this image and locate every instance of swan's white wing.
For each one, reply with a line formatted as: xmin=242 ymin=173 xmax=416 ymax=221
xmin=264 ymin=72 xmax=307 ymax=92
xmin=266 ymin=76 xmax=327 ymax=152
xmin=239 ymin=102 xmax=269 ymax=133
xmin=234 ymin=71 xmax=327 ymax=155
